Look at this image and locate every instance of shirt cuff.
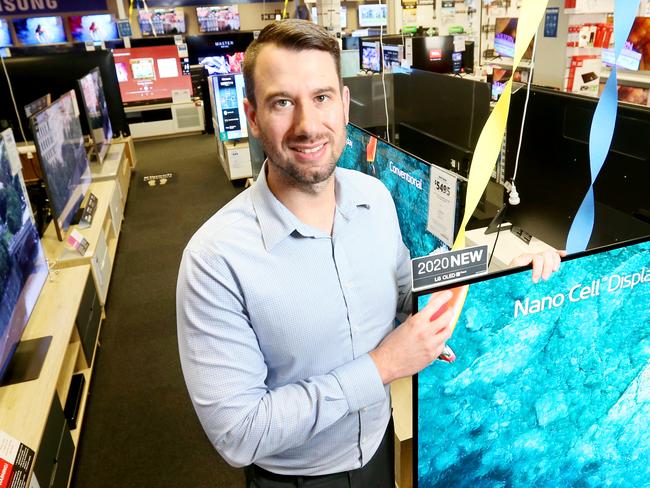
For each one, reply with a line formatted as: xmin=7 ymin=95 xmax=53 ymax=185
xmin=332 ymin=353 xmax=387 ymax=413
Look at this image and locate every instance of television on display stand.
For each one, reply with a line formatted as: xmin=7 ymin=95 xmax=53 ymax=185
xmin=78 ymin=68 xmax=114 ymax=164
xmin=0 ymin=128 xmax=49 ymax=386
xmin=30 ymin=90 xmax=92 ymax=241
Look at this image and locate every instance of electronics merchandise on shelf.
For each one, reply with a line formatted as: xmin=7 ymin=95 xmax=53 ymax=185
xmin=196 ymin=6 xmax=241 ymax=33
xmin=212 ymin=73 xmax=247 ymax=141
xmin=13 ymin=16 xmax=66 ymax=45
xmin=138 ymin=8 xmax=185 ymax=37
xmin=78 ymin=67 xmax=113 ymax=164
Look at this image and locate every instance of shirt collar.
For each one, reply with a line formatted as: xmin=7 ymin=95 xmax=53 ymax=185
xmin=251 ymin=162 xmax=371 ymax=252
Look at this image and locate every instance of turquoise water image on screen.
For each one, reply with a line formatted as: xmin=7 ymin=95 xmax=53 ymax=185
xmin=415 ymin=238 xmax=649 ymax=487
xmin=338 ymin=124 xmax=452 ymax=258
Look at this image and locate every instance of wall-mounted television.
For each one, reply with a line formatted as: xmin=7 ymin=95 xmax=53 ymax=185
xmin=361 ymin=40 xmax=381 ymax=72
xmin=212 ymin=73 xmax=247 ymax=141
xmin=414 ymin=235 xmax=650 ymax=487
xmin=494 ymin=17 xmax=534 ymax=59
xmin=358 ymin=4 xmax=387 ymax=28
xmin=78 ymin=68 xmax=113 ymax=164
xmin=112 ymin=45 xmax=193 ymax=104
xmin=0 ymin=18 xmax=12 ymax=47
xmin=185 ymin=32 xmax=254 ymax=65
xmin=13 ymin=16 xmax=66 ymax=45
xmin=196 ymin=6 xmax=240 ymax=33
xmin=0 ymin=128 xmax=48 ymax=384
xmin=30 ymin=91 xmax=92 ymax=235
xmin=68 ymin=14 xmax=119 ymax=42
xmin=138 ymin=8 xmax=185 ymax=36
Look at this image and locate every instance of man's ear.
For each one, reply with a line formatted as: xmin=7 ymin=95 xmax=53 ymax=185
xmin=243 ymin=98 xmax=260 ymax=139
xmin=342 ymin=85 xmax=350 ymax=125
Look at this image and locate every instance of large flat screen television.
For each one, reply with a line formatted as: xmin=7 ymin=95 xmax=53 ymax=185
xmin=138 ymin=8 xmax=185 ymax=36
xmin=78 ymin=68 xmax=113 ymax=164
xmin=0 ymin=128 xmax=48 ymax=383
xmin=414 ymin=235 xmax=650 ymax=487
xmin=185 ymin=31 xmax=254 ymax=66
xmin=0 ymin=19 xmax=12 ymax=47
xmin=358 ymin=4 xmax=387 ymax=28
xmin=68 ymin=14 xmax=119 ymax=42
xmin=494 ymin=17 xmax=534 ymax=59
xmin=505 ymin=86 xmax=650 ymax=249
xmin=602 ymin=17 xmax=650 ymax=71
xmin=196 ymin=6 xmax=240 ymax=33
xmin=112 ymin=45 xmax=193 ymax=104
xmin=30 ymin=90 xmax=92 ymax=234
xmin=338 ymin=124 xmax=464 ymax=256
xmin=199 ymin=52 xmax=244 ymax=76
xmin=212 ymin=73 xmax=247 ymax=141
xmin=13 ymin=16 xmax=66 ymax=45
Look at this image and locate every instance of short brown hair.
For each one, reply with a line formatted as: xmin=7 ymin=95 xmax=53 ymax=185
xmin=243 ymin=19 xmax=341 ymax=107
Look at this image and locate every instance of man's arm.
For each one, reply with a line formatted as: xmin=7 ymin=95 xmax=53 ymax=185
xmin=176 ymin=249 xmax=387 ymax=467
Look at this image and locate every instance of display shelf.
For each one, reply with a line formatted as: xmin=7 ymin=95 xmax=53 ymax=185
xmin=0 ymin=265 xmax=90 ymax=466
xmin=56 ymin=341 xmax=81 ymax=407
xmin=41 ymin=179 xmax=123 ymax=306
xmin=600 ymin=68 xmax=650 ymax=88
xmin=391 ymin=377 xmax=412 ymax=488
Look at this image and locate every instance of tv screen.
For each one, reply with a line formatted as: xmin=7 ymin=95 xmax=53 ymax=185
xmin=0 ymin=128 xmax=48 ymax=383
xmin=0 ymin=19 xmax=12 ymax=47
xmin=383 ymin=44 xmax=402 ymax=70
xmin=361 ymin=41 xmax=380 ymax=72
xmin=411 ymin=36 xmax=455 ymax=74
xmin=185 ymin=32 xmax=254 ymax=65
xmin=198 ymin=52 xmax=244 ymax=76
xmin=491 ymin=68 xmax=512 ymax=100
xmin=602 ymin=17 xmax=650 ymax=71
xmin=494 ymin=17 xmax=534 ymax=59
xmin=338 ymin=124 xmax=462 ymax=256
xmin=24 ymin=94 xmax=51 ymax=119
xmin=68 ymin=14 xmax=119 ymax=42
xmin=112 ymin=45 xmax=193 ymax=104
xmin=196 ymin=6 xmax=240 ymax=33
xmin=414 ymin=236 xmax=650 ymax=487
xmin=13 ymin=16 xmax=66 ymax=45
xmin=30 ymin=90 xmax=92 ymax=233
xmin=212 ymin=73 xmax=247 ymax=141
xmin=78 ymin=68 xmax=113 ymax=164
xmin=358 ymin=4 xmax=387 ymax=28
xmin=138 ymin=8 xmax=185 ymax=36
xmin=505 ymin=86 xmax=650 ymax=249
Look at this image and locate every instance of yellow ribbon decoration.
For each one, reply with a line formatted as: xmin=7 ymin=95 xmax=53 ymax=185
xmin=452 ymin=0 xmax=549 ymax=251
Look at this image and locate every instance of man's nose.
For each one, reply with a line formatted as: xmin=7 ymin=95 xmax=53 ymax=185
xmin=292 ymin=101 xmax=320 ymax=137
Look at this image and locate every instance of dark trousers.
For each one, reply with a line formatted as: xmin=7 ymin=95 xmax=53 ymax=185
xmin=244 ymin=419 xmax=395 ymax=488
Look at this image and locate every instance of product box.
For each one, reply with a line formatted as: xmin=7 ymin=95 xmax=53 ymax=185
xmin=0 ymin=431 xmax=34 ymax=488
xmin=565 ymin=55 xmax=601 ymax=95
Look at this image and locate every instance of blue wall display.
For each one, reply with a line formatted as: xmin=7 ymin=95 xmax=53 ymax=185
xmin=414 ymin=237 xmax=650 ymax=487
xmin=338 ymin=124 xmax=461 ymax=258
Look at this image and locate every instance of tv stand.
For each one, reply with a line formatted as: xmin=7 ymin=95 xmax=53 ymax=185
xmin=0 ymin=336 xmax=52 ymax=387
xmin=124 ymin=100 xmax=205 ymax=140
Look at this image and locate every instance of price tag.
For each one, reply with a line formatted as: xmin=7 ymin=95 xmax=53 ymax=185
xmin=427 ymin=165 xmax=458 ymax=247
xmin=411 ymin=245 xmax=488 ymax=291
xmin=116 ymin=19 xmax=132 ymax=38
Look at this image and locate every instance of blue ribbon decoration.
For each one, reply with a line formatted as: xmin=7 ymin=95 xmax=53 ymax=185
xmin=565 ymin=0 xmax=640 ymax=254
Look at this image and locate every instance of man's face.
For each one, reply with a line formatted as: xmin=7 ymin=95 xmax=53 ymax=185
xmin=244 ymin=45 xmax=350 ymax=190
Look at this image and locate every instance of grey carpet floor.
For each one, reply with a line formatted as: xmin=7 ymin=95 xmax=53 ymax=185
xmin=71 ymin=134 xmax=246 ymax=488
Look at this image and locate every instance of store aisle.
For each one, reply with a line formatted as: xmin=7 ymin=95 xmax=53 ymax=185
xmin=71 ymin=135 xmax=246 ymax=487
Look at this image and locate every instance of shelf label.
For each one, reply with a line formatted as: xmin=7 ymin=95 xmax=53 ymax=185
xmin=427 ymin=164 xmax=458 ymax=247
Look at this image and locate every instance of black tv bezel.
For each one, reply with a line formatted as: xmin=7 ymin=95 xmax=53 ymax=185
xmin=411 ymin=233 xmax=650 ymax=487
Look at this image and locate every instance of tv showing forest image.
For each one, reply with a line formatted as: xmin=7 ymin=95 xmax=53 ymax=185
xmin=30 ymin=91 xmax=91 ymax=233
xmin=0 ymin=129 xmax=48 ymax=381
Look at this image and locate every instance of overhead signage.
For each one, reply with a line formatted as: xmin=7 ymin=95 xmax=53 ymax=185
xmin=0 ymin=0 xmax=107 ymax=16
xmin=142 ymin=0 xmax=259 ymax=6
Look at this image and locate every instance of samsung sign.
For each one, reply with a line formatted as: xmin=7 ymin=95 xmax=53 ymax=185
xmin=0 ymin=0 xmax=107 ymax=15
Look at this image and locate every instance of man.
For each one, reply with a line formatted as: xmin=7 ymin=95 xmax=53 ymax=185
xmin=177 ymin=20 xmax=562 ymax=487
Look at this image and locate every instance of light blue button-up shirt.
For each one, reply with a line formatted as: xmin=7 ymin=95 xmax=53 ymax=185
xmin=177 ymin=164 xmax=411 ymax=475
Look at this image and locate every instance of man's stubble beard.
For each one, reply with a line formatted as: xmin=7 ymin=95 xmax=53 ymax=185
xmin=262 ymin=133 xmax=345 ymax=195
